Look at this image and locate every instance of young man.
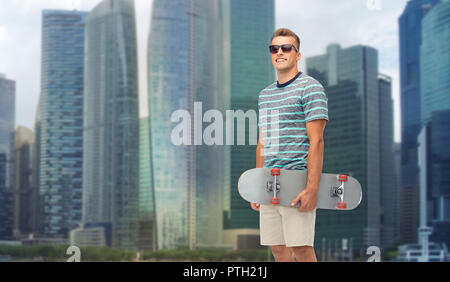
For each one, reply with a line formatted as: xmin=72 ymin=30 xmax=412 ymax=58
xmin=251 ymin=28 xmax=328 ymax=262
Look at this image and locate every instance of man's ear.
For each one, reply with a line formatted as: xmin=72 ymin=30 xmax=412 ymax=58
xmin=297 ymin=51 xmax=302 ymax=62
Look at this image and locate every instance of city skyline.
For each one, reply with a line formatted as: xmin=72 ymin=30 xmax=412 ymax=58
xmin=0 ymin=0 xmax=448 ymax=261
xmin=0 ymin=0 xmax=407 ymax=142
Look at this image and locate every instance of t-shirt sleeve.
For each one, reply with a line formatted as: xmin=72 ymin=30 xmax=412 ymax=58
xmin=301 ymin=80 xmax=329 ymax=123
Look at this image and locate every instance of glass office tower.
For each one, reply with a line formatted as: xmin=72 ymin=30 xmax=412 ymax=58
xmin=0 ymin=73 xmax=15 ymax=239
xmin=83 ymin=0 xmax=140 ymax=250
xmin=14 ymin=126 xmax=34 ymax=238
xmin=138 ymin=117 xmax=157 ymax=251
xmin=419 ymin=0 xmax=450 ymax=247
xmin=148 ymin=0 xmax=225 ymax=249
xmin=418 ymin=110 xmax=450 ymax=247
xmin=420 ymin=0 xmax=450 ymax=126
xmin=378 ymin=74 xmax=398 ymax=249
xmin=398 ymin=0 xmax=439 ymax=244
xmin=0 ymin=74 xmax=15 ymax=193
xmin=224 ymin=0 xmax=275 ymax=231
xmin=307 ymin=44 xmax=381 ymax=252
xmin=39 ymin=10 xmax=87 ymax=237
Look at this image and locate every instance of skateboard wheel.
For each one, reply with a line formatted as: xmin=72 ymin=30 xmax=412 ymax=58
xmin=337 ymin=202 xmax=347 ymax=209
xmin=270 ymin=197 xmax=280 ymax=205
xmin=271 ymin=168 xmax=281 ymax=176
xmin=338 ymin=175 xmax=348 ymax=182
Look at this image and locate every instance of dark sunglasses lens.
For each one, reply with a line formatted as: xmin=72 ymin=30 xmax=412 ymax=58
xmin=281 ymin=44 xmax=294 ymax=52
xmin=269 ymin=45 xmax=279 ymax=54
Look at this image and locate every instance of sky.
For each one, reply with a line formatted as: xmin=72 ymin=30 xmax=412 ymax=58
xmin=0 ymin=0 xmax=407 ymax=142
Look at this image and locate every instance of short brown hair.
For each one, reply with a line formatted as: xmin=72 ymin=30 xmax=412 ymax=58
xmin=271 ymin=28 xmax=300 ymax=50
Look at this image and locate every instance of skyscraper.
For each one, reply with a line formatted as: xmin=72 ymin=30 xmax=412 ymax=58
xmin=418 ymin=110 xmax=450 ymax=247
xmin=418 ymin=0 xmax=450 ymax=248
xmin=378 ymin=74 xmax=398 ymax=249
xmin=0 ymin=73 xmax=15 ymax=239
xmin=138 ymin=116 xmax=157 ymax=251
xmin=32 ymin=99 xmax=42 ymax=236
xmin=14 ymin=126 xmax=34 ymax=239
xmin=39 ymin=10 xmax=87 ymax=238
xmin=420 ymin=0 xmax=450 ymax=126
xmin=0 ymin=153 xmax=13 ymax=239
xmin=0 ymin=73 xmax=15 ymax=194
xmin=147 ymin=0 xmax=226 ymax=249
xmin=307 ymin=44 xmax=381 ymax=251
xmin=83 ymin=0 xmax=140 ymax=250
xmin=398 ymin=0 xmax=439 ymax=244
xmin=224 ymin=0 xmax=275 ymax=232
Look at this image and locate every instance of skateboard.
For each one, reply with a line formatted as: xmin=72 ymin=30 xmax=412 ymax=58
xmin=238 ymin=168 xmax=362 ymax=210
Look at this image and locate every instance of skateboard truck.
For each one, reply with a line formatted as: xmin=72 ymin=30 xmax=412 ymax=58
xmin=331 ymin=174 xmax=348 ymax=209
xmin=268 ymin=168 xmax=281 ymax=205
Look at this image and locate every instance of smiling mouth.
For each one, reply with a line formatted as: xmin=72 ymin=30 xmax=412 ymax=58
xmin=276 ymin=58 xmax=287 ymax=63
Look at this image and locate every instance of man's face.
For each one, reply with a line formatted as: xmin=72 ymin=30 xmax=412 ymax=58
xmin=270 ymin=36 xmax=301 ymax=72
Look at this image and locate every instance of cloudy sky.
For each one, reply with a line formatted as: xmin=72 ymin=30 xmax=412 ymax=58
xmin=0 ymin=0 xmax=407 ymax=141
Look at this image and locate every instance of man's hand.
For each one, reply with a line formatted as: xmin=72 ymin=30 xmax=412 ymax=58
xmin=251 ymin=203 xmax=260 ymax=211
xmin=291 ymin=188 xmax=318 ymax=212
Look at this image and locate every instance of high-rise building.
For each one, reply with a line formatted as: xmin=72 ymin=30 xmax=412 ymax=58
xmin=418 ymin=0 xmax=450 ymax=248
xmin=307 ymin=44 xmax=381 ymax=251
xmin=147 ymin=0 xmax=226 ymax=249
xmin=13 ymin=126 xmax=34 ymax=239
xmin=0 ymin=153 xmax=13 ymax=239
xmin=398 ymin=0 xmax=439 ymax=244
xmin=224 ymin=0 xmax=275 ymax=232
xmin=378 ymin=74 xmax=398 ymax=249
xmin=418 ymin=110 xmax=450 ymax=248
xmin=83 ymin=0 xmax=140 ymax=250
xmin=138 ymin=117 xmax=157 ymax=251
xmin=0 ymin=73 xmax=15 ymax=239
xmin=420 ymin=0 xmax=450 ymax=126
xmin=32 ymin=100 xmax=42 ymax=235
xmin=38 ymin=10 xmax=87 ymax=238
xmin=393 ymin=142 xmax=402 ymax=245
xmin=0 ymin=73 xmax=15 ymax=192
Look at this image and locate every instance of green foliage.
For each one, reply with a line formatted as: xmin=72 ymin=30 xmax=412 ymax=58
xmin=0 ymin=245 xmax=268 ymax=262
xmin=142 ymin=247 xmax=268 ymax=262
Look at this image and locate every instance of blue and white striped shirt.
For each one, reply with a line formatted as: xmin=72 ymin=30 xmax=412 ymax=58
xmin=258 ymin=72 xmax=329 ymax=171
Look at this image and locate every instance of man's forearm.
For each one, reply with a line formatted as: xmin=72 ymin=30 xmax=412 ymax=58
xmin=305 ymin=139 xmax=324 ymax=192
xmin=256 ymin=142 xmax=264 ymax=168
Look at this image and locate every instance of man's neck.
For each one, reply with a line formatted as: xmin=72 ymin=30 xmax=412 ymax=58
xmin=277 ymin=68 xmax=300 ymax=85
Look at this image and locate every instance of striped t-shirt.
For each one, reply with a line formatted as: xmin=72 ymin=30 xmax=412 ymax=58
xmin=258 ymin=72 xmax=329 ymax=171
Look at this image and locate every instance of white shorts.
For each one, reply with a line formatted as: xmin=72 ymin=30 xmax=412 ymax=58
xmin=259 ymin=204 xmax=316 ymax=247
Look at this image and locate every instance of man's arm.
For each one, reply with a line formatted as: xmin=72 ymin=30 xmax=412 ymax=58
xmin=251 ymin=129 xmax=264 ymax=211
xmin=291 ymin=119 xmax=327 ymax=211
xmin=256 ymin=128 xmax=264 ymax=168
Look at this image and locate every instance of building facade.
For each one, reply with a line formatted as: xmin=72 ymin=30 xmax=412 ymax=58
xmin=224 ymin=0 xmax=275 ymax=231
xmin=398 ymin=0 xmax=439 ymax=244
xmin=38 ymin=10 xmax=87 ymax=237
xmin=418 ymin=110 xmax=450 ymax=248
xmin=307 ymin=44 xmax=382 ymax=251
xmin=420 ymin=0 xmax=450 ymax=125
xmin=378 ymin=74 xmax=398 ymax=249
xmin=148 ymin=0 xmax=226 ymax=249
xmin=417 ymin=0 xmax=450 ymax=248
xmin=0 ymin=73 xmax=15 ymax=239
xmin=13 ymin=126 xmax=34 ymax=239
xmin=138 ymin=117 xmax=157 ymax=251
xmin=83 ymin=0 xmax=140 ymax=250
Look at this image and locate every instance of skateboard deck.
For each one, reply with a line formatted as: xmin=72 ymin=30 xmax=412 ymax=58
xmin=238 ymin=168 xmax=362 ymax=210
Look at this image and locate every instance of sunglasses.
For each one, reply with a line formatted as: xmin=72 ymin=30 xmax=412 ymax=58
xmin=269 ymin=44 xmax=299 ymax=54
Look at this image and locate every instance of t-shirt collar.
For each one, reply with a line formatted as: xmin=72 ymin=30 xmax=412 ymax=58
xmin=277 ymin=72 xmax=302 ymax=88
